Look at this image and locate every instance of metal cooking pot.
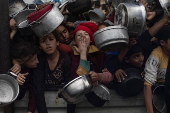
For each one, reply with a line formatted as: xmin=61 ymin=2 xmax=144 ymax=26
xmin=89 ymin=8 xmax=106 ymax=23
xmin=0 ymin=74 xmax=19 ymax=107
xmin=152 ymin=84 xmax=167 ymax=113
xmin=66 ymin=0 xmax=92 ymax=14
xmin=115 ymin=2 xmax=146 ymax=36
xmin=159 ymin=0 xmax=170 ymax=18
xmin=9 ymin=0 xmax=27 ymax=17
xmin=29 ymin=3 xmax=64 ymax=38
xmin=30 ymin=3 xmax=64 ymax=38
xmin=13 ymin=9 xmax=35 ymax=36
xmin=86 ymin=84 xmax=111 ymax=107
xmin=59 ymin=74 xmax=93 ymax=104
xmin=13 ymin=9 xmax=36 ymax=25
xmin=114 ymin=68 xmax=144 ymax=97
xmin=94 ymin=25 xmax=129 ymax=52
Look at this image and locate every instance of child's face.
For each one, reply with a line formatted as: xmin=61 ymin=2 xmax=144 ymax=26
xmin=127 ymin=52 xmax=144 ymax=67
xmin=23 ymin=54 xmax=39 ymax=68
xmin=39 ymin=33 xmax=59 ymax=55
xmin=55 ymin=25 xmax=71 ymax=45
xmin=75 ymin=30 xmax=91 ymax=46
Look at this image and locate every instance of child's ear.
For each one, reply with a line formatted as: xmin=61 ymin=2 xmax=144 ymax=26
xmin=160 ymin=40 xmax=166 ymax=46
xmin=124 ymin=57 xmax=129 ymax=63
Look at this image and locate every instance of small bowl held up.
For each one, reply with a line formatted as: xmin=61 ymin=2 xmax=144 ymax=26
xmin=89 ymin=8 xmax=106 ymax=23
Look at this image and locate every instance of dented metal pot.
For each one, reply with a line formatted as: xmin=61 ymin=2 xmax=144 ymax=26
xmin=94 ymin=25 xmax=129 ymax=52
xmin=29 ymin=3 xmax=64 ymax=38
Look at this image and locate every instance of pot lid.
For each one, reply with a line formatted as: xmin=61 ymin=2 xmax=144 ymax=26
xmin=92 ymin=84 xmax=111 ymax=100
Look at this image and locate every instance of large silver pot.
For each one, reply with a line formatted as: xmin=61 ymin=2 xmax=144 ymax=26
xmin=9 ymin=0 xmax=27 ymax=17
xmin=0 ymin=74 xmax=19 ymax=107
xmin=13 ymin=9 xmax=35 ymax=36
xmin=94 ymin=25 xmax=129 ymax=52
xmin=115 ymin=2 xmax=146 ymax=36
xmin=30 ymin=3 xmax=64 ymax=38
xmin=59 ymin=74 xmax=93 ymax=104
xmin=159 ymin=0 xmax=170 ymax=18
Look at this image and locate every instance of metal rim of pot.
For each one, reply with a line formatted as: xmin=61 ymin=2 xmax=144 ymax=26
xmin=29 ymin=3 xmax=64 ymax=38
xmin=159 ymin=0 xmax=170 ymax=18
xmin=152 ymin=84 xmax=167 ymax=113
xmin=88 ymin=8 xmax=106 ymax=23
xmin=59 ymin=74 xmax=93 ymax=104
xmin=115 ymin=2 xmax=146 ymax=36
xmin=93 ymin=25 xmax=129 ymax=52
xmin=0 ymin=74 xmax=19 ymax=107
xmin=85 ymin=84 xmax=111 ymax=107
xmin=114 ymin=68 xmax=144 ymax=97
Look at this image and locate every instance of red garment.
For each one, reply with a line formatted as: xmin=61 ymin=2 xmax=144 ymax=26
xmin=27 ymin=4 xmax=53 ymax=23
xmin=57 ymin=43 xmax=72 ymax=53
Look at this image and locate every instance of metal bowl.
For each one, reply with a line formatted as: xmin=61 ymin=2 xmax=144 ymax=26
xmin=59 ymin=74 xmax=93 ymax=103
xmin=159 ymin=0 xmax=170 ymax=18
xmin=89 ymin=8 xmax=106 ymax=23
xmin=94 ymin=25 xmax=129 ymax=52
xmin=115 ymin=2 xmax=146 ymax=36
xmin=9 ymin=0 xmax=27 ymax=17
xmin=13 ymin=9 xmax=36 ymax=26
xmin=0 ymin=74 xmax=19 ymax=107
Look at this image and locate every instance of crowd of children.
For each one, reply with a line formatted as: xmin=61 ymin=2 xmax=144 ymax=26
xmin=8 ymin=0 xmax=170 ymax=113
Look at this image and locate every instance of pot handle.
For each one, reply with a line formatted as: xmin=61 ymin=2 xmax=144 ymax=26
xmin=7 ymin=71 xmax=17 ymax=79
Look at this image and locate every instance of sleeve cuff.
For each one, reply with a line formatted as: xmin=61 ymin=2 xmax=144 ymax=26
xmin=144 ymin=81 xmax=152 ymax=86
xmin=76 ymin=65 xmax=89 ymax=76
xmin=79 ymin=59 xmax=90 ymax=72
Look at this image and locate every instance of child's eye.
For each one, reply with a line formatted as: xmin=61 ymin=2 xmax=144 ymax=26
xmin=63 ymin=29 xmax=67 ymax=33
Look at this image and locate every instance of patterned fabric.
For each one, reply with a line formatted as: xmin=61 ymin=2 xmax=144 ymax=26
xmin=144 ymin=46 xmax=168 ymax=86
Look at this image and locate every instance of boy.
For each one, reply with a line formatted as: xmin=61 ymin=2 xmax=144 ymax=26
xmin=144 ymin=26 xmax=170 ymax=113
xmin=11 ymin=39 xmax=39 ymax=113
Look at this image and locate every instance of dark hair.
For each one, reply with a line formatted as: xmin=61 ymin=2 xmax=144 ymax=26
xmin=125 ymin=44 xmax=143 ymax=58
xmin=11 ymin=39 xmax=39 ymax=60
xmin=155 ymin=26 xmax=170 ymax=43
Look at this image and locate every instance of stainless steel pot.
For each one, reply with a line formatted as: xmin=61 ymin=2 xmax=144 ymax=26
xmin=0 ymin=74 xmax=19 ymax=107
xmin=89 ymin=8 xmax=106 ymax=23
xmin=13 ymin=9 xmax=35 ymax=26
xmin=114 ymin=68 xmax=143 ymax=97
xmin=159 ymin=0 xmax=170 ymax=18
xmin=94 ymin=25 xmax=129 ymax=52
xmin=13 ymin=9 xmax=35 ymax=36
xmin=59 ymin=74 xmax=93 ymax=103
xmin=66 ymin=0 xmax=92 ymax=14
xmin=115 ymin=2 xmax=146 ymax=36
xmin=9 ymin=0 xmax=27 ymax=17
xmin=30 ymin=3 xmax=64 ymax=38
xmin=85 ymin=84 xmax=111 ymax=107
xmin=152 ymin=85 xmax=167 ymax=113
